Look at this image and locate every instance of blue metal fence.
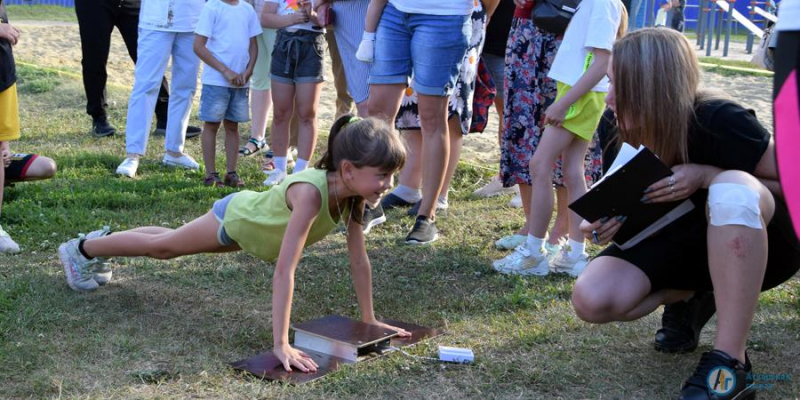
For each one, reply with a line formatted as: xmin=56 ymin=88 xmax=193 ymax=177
xmin=6 ymin=0 xmax=75 ymax=6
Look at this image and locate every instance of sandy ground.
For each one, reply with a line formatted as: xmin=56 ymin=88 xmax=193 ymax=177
xmin=12 ymin=20 xmax=774 ymax=165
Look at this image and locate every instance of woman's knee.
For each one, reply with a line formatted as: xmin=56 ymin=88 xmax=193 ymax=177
xmin=707 ymin=170 xmax=775 ymax=226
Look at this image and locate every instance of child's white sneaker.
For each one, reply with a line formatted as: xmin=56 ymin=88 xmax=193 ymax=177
xmin=59 ymin=238 xmax=99 ymax=292
xmin=495 ymin=234 xmax=527 ymax=250
xmin=356 ymin=38 xmax=375 ymax=62
xmin=473 ymin=177 xmax=517 ymax=198
xmin=82 ymin=226 xmax=113 ymax=285
xmin=508 ymin=193 xmax=523 ymax=208
xmin=492 ymin=245 xmax=550 ymax=276
xmin=116 ymin=157 xmax=139 ymax=178
xmin=550 ymin=247 xmax=589 ymax=277
xmin=0 ymin=225 xmax=20 ymax=254
xmin=263 ymin=170 xmax=287 ymax=186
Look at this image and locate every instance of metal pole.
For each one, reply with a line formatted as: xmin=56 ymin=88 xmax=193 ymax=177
xmin=746 ymin=1 xmax=756 ymax=53
xmin=723 ymin=0 xmax=734 ymax=56
xmin=715 ymin=3 xmax=723 ymax=50
xmin=698 ymin=0 xmax=707 ymax=47
xmin=706 ymin=0 xmax=716 ymax=56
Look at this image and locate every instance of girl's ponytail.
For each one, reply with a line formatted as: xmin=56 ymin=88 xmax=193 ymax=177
xmin=315 ymin=113 xmax=357 ymax=171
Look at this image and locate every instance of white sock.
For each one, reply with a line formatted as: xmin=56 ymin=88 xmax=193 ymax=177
xmin=293 ymin=158 xmax=308 ymax=173
xmin=392 ymin=184 xmax=422 ymax=203
xmin=568 ymin=239 xmax=585 ymax=257
xmin=526 ymin=235 xmax=545 ymax=253
xmin=362 ymin=31 xmax=376 ymax=41
xmin=274 ymin=156 xmax=287 ymax=172
xmin=437 ymin=194 xmax=449 ymax=208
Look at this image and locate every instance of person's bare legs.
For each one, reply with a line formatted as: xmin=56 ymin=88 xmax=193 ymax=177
xmin=517 ymin=183 xmax=532 ymax=236
xmin=549 ymin=186 xmax=569 ymax=243
xmin=439 ymin=116 xmax=463 ymax=204
xmin=270 ymin=81 xmax=295 ymax=159
xmin=223 ymin=120 xmax=239 ymax=174
xmin=355 ymin=101 xmax=369 ymax=118
xmin=201 ymin=122 xmax=221 ymax=175
xmin=706 ymin=171 xmax=775 ymax=363
xmin=494 ymin=95 xmax=504 ymax=146
xmin=527 ymin=126 xmax=575 ymax=238
xmin=367 ymin=84 xmax=405 ymax=122
xmin=397 ymin=130 xmax=423 ymax=191
xmin=82 ymin=212 xmax=240 ymax=259
xmin=559 ymin=135 xmax=591 ymax=242
xmin=246 ymin=88 xmax=272 ymax=153
xmin=294 ymin=82 xmax=323 ymax=163
xmin=7 ymin=155 xmax=57 ymax=182
xmin=416 ymin=93 xmax=450 ymax=219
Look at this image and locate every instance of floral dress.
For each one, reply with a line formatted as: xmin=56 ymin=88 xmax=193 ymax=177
xmin=394 ymin=1 xmax=487 ymax=135
xmin=499 ymin=7 xmax=603 ymax=188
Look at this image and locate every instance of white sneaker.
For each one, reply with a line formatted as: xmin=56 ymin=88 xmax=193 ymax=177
xmin=356 ymin=39 xmax=375 ymax=62
xmin=0 ymin=225 xmax=20 ymax=254
xmin=82 ymin=226 xmax=113 ymax=285
xmin=473 ymin=177 xmax=518 ymax=198
xmin=162 ymin=153 xmax=200 ymax=170
xmin=263 ymin=170 xmax=287 ymax=186
xmin=543 ymin=237 xmax=566 ymax=261
xmin=492 ymin=245 xmax=550 ymax=276
xmin=508 ymin=193 xmax=523 ymax=208
xmin=58 ymin=238 xmax=99 ymax=292
xmin=495 ymin=234 xmax=527 ymax=250
xmin=115 ymin=157 xmax=139 ymax=178
xmin=550 ymin=247 xmax=589 ymax=277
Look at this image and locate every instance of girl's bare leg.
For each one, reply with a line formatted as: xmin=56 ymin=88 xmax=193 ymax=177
xmin=223 ymin=120 xmax=239 ymax=173
xmin=82 ymin=212 xmax=239 ymax=259
xmin=201 ymin=122 xmax=221 ymax=175
xmin=270 ymin=81 xmax=296 ymax=159
xmin=294 ymin=82 xmax=323 ymax=162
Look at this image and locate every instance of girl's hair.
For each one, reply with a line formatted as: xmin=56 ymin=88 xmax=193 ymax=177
xmin=315 ymin=114 xmax=406 ymax=224
xmin=610 ymin=28 xmax=701 ymax=166
xmin=617 ymin=4 xmax=629 ymax=40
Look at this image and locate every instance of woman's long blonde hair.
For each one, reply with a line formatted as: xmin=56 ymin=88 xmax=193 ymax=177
xmin=610 ymin=28 xmax=701 ymax=166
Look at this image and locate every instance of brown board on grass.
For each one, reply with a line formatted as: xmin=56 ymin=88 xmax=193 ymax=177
xmin=229 ymin=316 xmax=442 ymax=384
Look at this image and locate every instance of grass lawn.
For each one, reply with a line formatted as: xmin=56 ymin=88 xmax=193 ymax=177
xmin=1 ymin=63 xmax=798 ymax=398
xmin=6 ymin=5 xmax=77 ymax=22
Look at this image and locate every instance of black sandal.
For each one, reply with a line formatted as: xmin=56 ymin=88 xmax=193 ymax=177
xmin=239 ymin=137 xmax=267 ymax=157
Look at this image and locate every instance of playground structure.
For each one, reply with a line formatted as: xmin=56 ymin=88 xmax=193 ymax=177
xmin=630 ymin=0 xmax=777 ymax=58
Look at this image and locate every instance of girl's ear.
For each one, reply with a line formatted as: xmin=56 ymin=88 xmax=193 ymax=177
xmin=341 ymin=160 xmax=355 ymax=180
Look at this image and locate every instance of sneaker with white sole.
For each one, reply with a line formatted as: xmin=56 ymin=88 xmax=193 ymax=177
xmin=473 ymin=177 xmax=518 ymax=198
xmin=495 ymin=234 xmax=527 ymax=250
xmin=162 ymin=153 xmax=200 ymax=170
xmin=543 ymin=237 xmax=566 ymax=261
xmin=492 ymin=245 xmax=549 ymax=276
xmin=508 ymin=194 xmax=523 ymax=208
xmin=116 ymin=157 xmax=139 ymax=178
xmin=59 ymin=238 xmax=99 ymax=292
xmin=0 ymin=225 xmax=20 ymax=254
xmin=550 ymin=247 xmax=589 ymax=277
xmin=82 ymin=226 xmax=113 ymax=285
xmin=362 ymin=204 xmax=386 ymax=234
xmin=263 ymin=170 xmax=287 ymax=186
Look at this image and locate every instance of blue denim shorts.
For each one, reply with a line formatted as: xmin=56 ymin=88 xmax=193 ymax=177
xmin=198 ymin=84 xmax=250 ymax=123
xmin=212 ymin=193 xmax=237 ymax=246
xmin=369 ymin=3 xmax=471 ymax=96
xmin=270 ymin=29 xmax=326 ymax=84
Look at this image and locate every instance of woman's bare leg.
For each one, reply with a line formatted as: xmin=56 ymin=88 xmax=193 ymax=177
xmin=439 ymin=116 xmax=463 ymax=202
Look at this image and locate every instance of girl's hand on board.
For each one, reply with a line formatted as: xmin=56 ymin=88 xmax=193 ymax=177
xmin=580 ymin=216 xmax=626 ymax=246
xmin=642 ymin=164 xmax=704 ymax=204
xmin=367 ymin=320 xmax=412 ymax=337
xmin=273 ymin=344 xmax=319 ymax=372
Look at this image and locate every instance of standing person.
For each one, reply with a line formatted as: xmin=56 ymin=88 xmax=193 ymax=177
xmin=367 ymin=0 xmax=473 ymax=244
xmin=261 ymin=0 xmax=326 ymax=186
xmin=472 ymin=0 xmax=517 ymax=198
xmin=73 ymin=0 xmax=201 ymax=138
xmin=194 ymin=0 xmax=262 ymax=188
xmin=380 ymin=1 xmax=490 ymax=221
xmin=494 ymin=0 xmax=627 ymax=276
xmin=115 ymin=0 xmax=205 ymax=178
xmin=240 ymin=0 xmax=277 ymax=158
xmin=493 ymin=0 xmax=604 ymax=253
xmin=572 ymin=28 xmax=799 ymax=400
xmin=57 ymin=116 xmax=410 ymax=371
xmin=0 ymin=0 xmax=19 ymax=253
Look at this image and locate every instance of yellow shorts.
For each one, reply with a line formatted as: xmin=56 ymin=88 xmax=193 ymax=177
xmin=554 ymin=81 xmax=606 ymax=141
xmin=0 ymin=83 xmax=21 ymax=141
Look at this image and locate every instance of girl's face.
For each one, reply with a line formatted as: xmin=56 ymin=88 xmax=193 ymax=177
xmin=605 ymin=60 xmax=617 ymax=114
xmin=347 ymin=165 xmax=395 ymax=204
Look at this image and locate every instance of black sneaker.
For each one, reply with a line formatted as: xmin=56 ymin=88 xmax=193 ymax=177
xmin=404 ymin=216 xmax=438 ymax=245
xmin=655 ymin=291 xmax=716 ymax=353
xmin=407 ymin=199 xmax=449 ymax=217
xmin=91 ymin=117 xmax=117 ymax=137
xmin=154 ymin=124 xmax=202 ymax=138
xmin=381 ymin=193 xmax=414 ymax=210
xmin=678 ymin=350 xmax=755 ymax=400
xmin=362 ymin=204 xmax=387 ymax=234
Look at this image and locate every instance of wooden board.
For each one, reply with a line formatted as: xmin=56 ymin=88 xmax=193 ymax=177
xmin=292 ymin=315 xmax=399 ymax=348
xmin=230 ymin=316 xmax=443 ymax=384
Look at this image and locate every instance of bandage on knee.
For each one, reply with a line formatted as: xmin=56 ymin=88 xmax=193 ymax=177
xmin=708 ymin=183 xmax=763 ymax=229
